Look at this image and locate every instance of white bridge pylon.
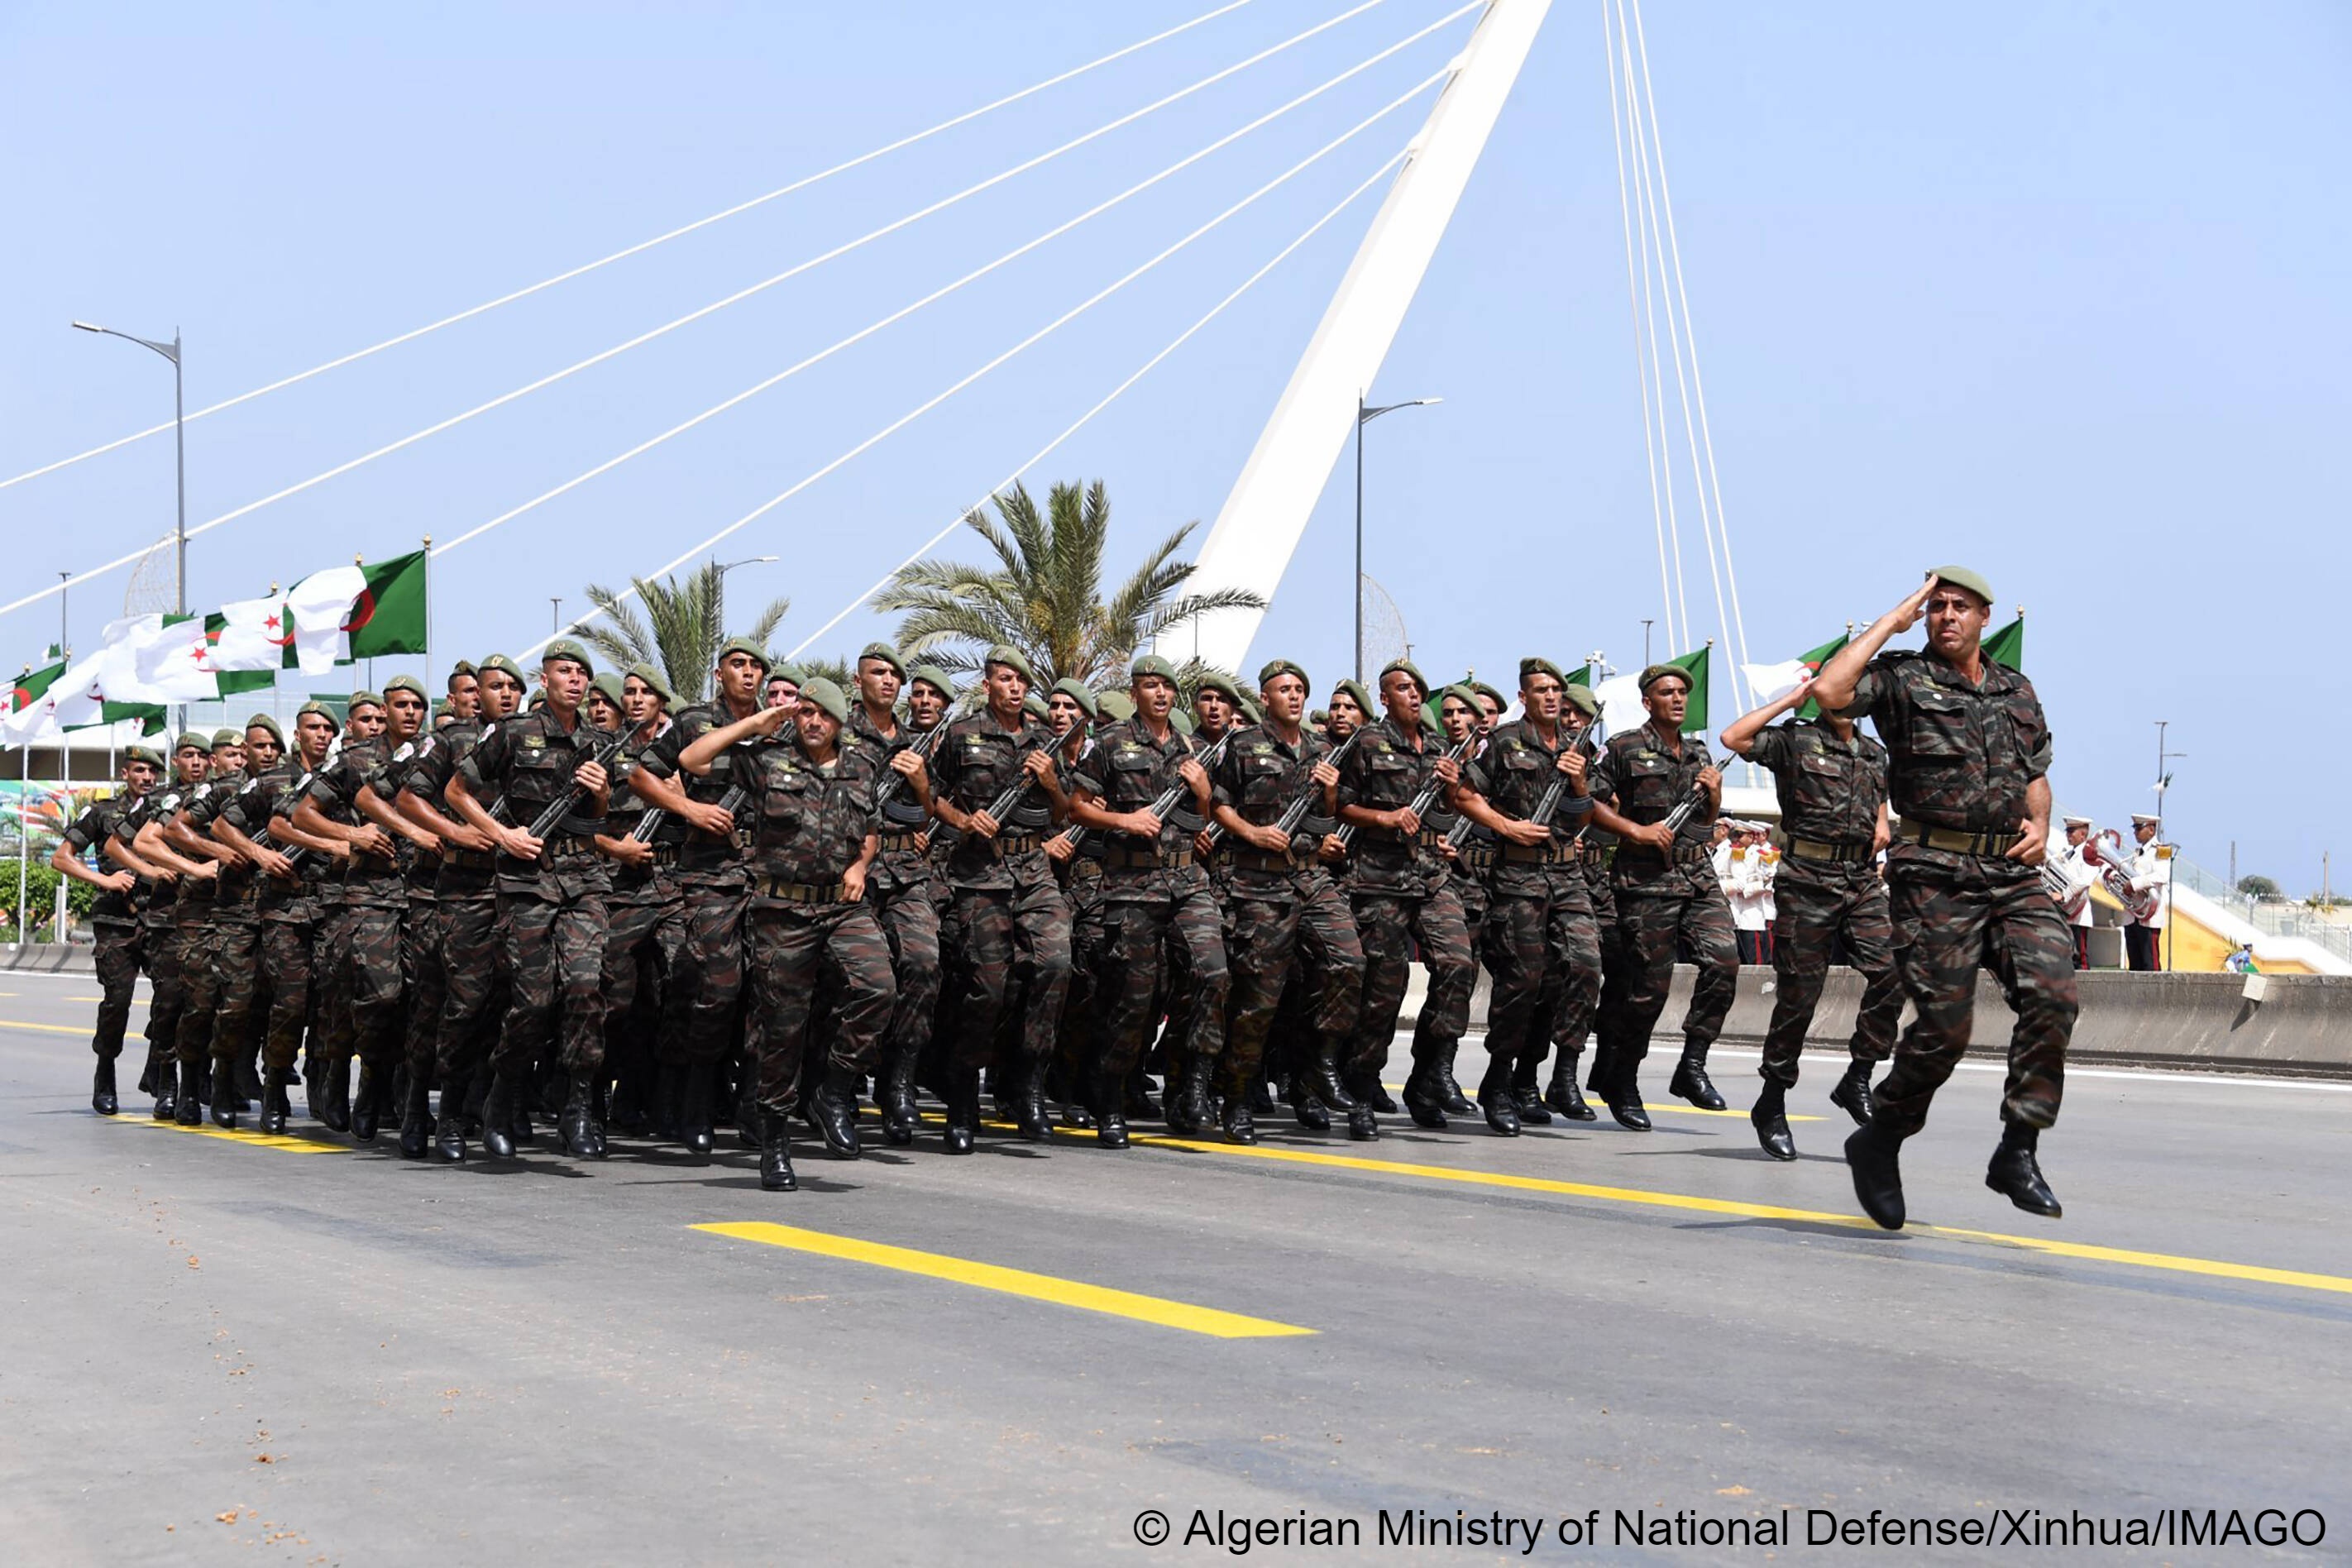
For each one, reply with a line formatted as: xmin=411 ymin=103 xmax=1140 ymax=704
xmin=1183 ymin=0 xmax=1551 ymax=673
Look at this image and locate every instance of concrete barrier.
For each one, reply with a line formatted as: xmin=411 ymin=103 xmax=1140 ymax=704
xmin=2 ymin=943 xmax=93 ymax=974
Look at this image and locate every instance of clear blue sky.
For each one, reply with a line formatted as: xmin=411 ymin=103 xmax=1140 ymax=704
xmin=3 ymin=2 xmax=2345 ymax=890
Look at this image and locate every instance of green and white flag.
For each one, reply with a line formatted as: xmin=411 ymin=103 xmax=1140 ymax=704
xmin=2 ymin=656 xmax=70 ymax=745
xmin=129 ymin=613 xmax=220 ymax=701
xmin=1742 ymin=634 xmax=1848 ymax=719
xmin=284 ymin=551 xmax=428 ymax=673
xmin=1985 ymin=614 xmax=2025 ymax=672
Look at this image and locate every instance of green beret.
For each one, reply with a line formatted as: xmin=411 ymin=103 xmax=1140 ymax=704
xmin=1257 ymin=658 xmax=1310 ymax=693
xmin=431 ymin=700 xmax=452 ymax=720
xmin=768 ymin=663 xmax=808 ymax=689
xmin=208 ymin=728 xmax=241 ymax=750
xmin=624 ymin=662 xmax=678 ymax=708
xmin=1420 ymin=701 xmax=1445 ymax=737
xmin=1518 ymin=657 xmax=1565 ymax=689
xmin=1193 ymin=670 xmax=1241 ymax=704
xmin=1170 ymin=709 xmax=1196 ymax=737
xmin=295 ymin=700 xmax=337 ymax=724
xmin=857 ymin=643 xmax=906 ymax=679
xmin=906 ymin=664 xmax=958 ymax=700
xmin=1049 ymin=677 xmax=1098 ymax=719
xmin=1561 ymin=681 xmax=1600 ymax=719
xmin=125 ymin=744 xmax=165 ymax=768
xmin=173 ymin=731 xmax=208 ymax=754
xmin=1097 ymin=690 xmax=1135 ymax=723
xmin=447 ymin=659 xmax=477 ymax=682
xmin=1237 ymin=697 xmax=1263 ymax=728
xmin=1021 ymin=691 xmax=1049 ymax=720
xmin=348 ymin=691 xmax=385 ymax=713
xmin=1437 ymin=684 xmax=1482 ymax=713
xmin=796 ymin=676 xmax=850 ymax=725
xmin=1929 ymin=564 xmax=1994 ymax=607
xmin=383 ymin=674 xmax=428 ymax=702
xmin=477 ymin=654 xmax=525 ymax=686
xmin=1378 ymin=657 xmax=1427 ymax=698
xmin=715 ymin=637 xmax=771 ymax=673
xmin=1307 ymin=709 xmax=1328 ymax=728
xmin=541 ymin=638 xmax=594 ymax=675
xmin=589 ymin=673 xmax=625 ymax=709
xmin=1637 ymin=662 xmax=1691 ymax=695
xmin=243 ymin=715 xmax=284 ymax=747
xmin=982 ymin=644 xmax=1035 ymax=685
xmin=1129 ymin=653 xmax=1178 ymax=685
xmin=1331 ymin=679 xmax=1374 ymax=719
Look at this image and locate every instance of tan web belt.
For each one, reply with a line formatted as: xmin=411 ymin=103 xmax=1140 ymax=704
xmin=755 ymin=877 xmax=853 ymax=904
xmin=1894 ymin=821 xmax=2020 ymax=856
xmin=1106 ymin=844 xmax=1193 ymax=871
xmin=1786 ymin=837 xmax=1872 ymax=864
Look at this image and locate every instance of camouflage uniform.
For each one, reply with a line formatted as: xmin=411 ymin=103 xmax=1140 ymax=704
xmin=403 ymin=720 xmax=505 ymax=1095
xmin=165 ymin=786 xmax=225 ymax=1071
xmin=1587 ymin=723 xmax=1738 ymax=1098
xmin=1835 ymin=651 xmax=2074 ymax=1135
xmin=597 ymin=724 xmax=688 ymax=1104
xmin=1209 ymin=726 xmax=1362 ymax=1105
xmin=848 ymin=708 xmax=943 ymax=1102
xmin=1406 ymin=794 xmax=1489 ymax=1097
xmin=184 ymin=772 xmax=269 ymax=1087
xmin=392 ymin=742 xmax=445 ymax=1097
xmin=304 ymin=741 xmax=409 ymax=1078
xmin=727 ymin=731 xmax=896 ymax=1113
xmin=1335 ymin=718 xmax=1475 ymax=1097
xmin=223 ymin=762 xmax=329 ymax=1084
xmin=61 ymin=792 xmax=149 ymax=1067
xmin=637 ymin=698 xmax=764 ymax=1069
xmin=928 ymin=710 xmax=1072 ymax=1074
xmin=457 ymin=710 xmax=614 ymax=1088
xmin=131 ymin=788 xmax=194 ymax=1087
xmin=1746 ymin=719 xmax=1902 ymax=1089
xmin=1072 ymin=721 xmax=1227 ymax=1087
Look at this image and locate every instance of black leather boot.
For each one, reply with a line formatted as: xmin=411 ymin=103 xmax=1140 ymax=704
xmin=1011 ymin=1055 xmax=1051 ymax=1144
xmin=151 ymin=1055 xmax=177 ymax=1121
xmin=136 ymin=1044 xmax=160 ymax=1098
xmin=1829 ymin=1059 xmax=1876 ymax=1126
xmin=1605 ymin=1052 xmax=1652 ymax=1132
xmin=1511 ymin=1057 xmax=1553 ymax=1126
xmin=1475 ymin=1059 xmax=1520 ymax=1137
xmin=881 ymin=1049 xmax=920 ymax=1146
xmin=1844 ymin=1118 xmax=1907 ymax=1230
xmin=1668 ymin=1045 xmax=1727 ymax=1111
xmin=943 ymin=1068 xmax=980 ymax=1155
xmin=93 ymin=1056 xmax=120 ymax=1116
xmin=1283 ymin=1073 xmax=1332 ymax=1133
xmin=260 ymin=1074 xmax=292 ymax=1137
xmin=681 ymin=1063 xmax=716 ymax=1157
xmin=480 ymin=1073 xmax=519 ymax=1160
xmin=1544 ymin=1053 xmax=1597 ymax=1121
xmin=174 ymin=1060 xmax=203 ymax=1126
xmin=1122 ymin=1065 xmax=1160 ymax=1121
xmin=1345 ymin=1070 xmax=1397 ymax=1115
xmin=1751 ymin=1079 xmax=1796 ymax=1161
xmin=559 ymin=1071 xmax=607 ymax=1159
xmin=319 ymin=1055 xmax=353 ymax=1132
xmin=351 ymin=1066 xmax=384 ymax=1142
xmin=1400 ymin=1064 xmax=1449 ymax=1131
xmin=814 ymin=1066 xmax=863 ymax=1159
xmin=1436 ymin=1045 xmax=1475 ymax=1116
xmin=1090 ymin=1069 xmax=1130 ymax=1150
xmin=398 ymin=1074 xmax=433 ymax=1159
xmin=1306 ymin=1040 xmax=1356 ymax=1115
xmin=1220 ymin=1075 xmax=1257 ymax=1145
xmin=208 ymin=1058 xmax=239 ymax=1130
xmin=431 ymin=1074 xmax=466 ymax=1161
xmin=1986 ymin=1122 xmax=2062 ymax=1217
xmin=1346 ymin=1102 xmax=1379 ymax=1141
xmin=759 ymin=1110 xmax=797 ymax=1192
xmin=1166 ymin=1052 xmax=1214 ymax=1136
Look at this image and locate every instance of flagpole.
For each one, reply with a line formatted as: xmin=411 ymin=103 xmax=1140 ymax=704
xmin=421 ymin=535 xmax=434 ymax=692
xmin=14 ymin=741 xmax=26 ymax=950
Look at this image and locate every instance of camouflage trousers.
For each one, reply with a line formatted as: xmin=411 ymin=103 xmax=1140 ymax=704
xmin=434 ymin=893 xmax=509 ymax=1084
xmin=1345 ymin=885 xmax=1474 ymax=1080
xmin=340 ymin=903 xmax=408 ymax=1070
xmin=1082 ymin=879 xmax=1227 ymax=1078
xmin=1761 ymin=863 xmax=1902 ymax=1088
xmin=1874 ymin=856 xmax=2077 ymax=1136
xmin=746 ymin=903 xmax=897 ymax=1114
xmin=140 ymin=914 xmax=184 ymax=1068
xmin=312 ymin=906 xmax=356 ymax=1065
xmin=1481 ymin=870 xmax=1604 ymax=1077
xmin=665 ymin=876 xmax=748 ymax=1068
xmin=601 ymin=887 xmax=686 ymax=1071
xmin=401 ymin=894 xmax=443 ymax=1083
xmin=88 ymin=922 xmax=145 ymax=1060
xmin=260 ymin=914 xmax=320 ymax=1076
xmin=1408 ymin=870 xmax=1488 ymax=1073
xmin=490 ymin=884 xmax=610 ymax=1082
xmin=205 ymin=914 xmax=268 ymax=1068
xmin=1596 ymin=870 xmax=1738 ymax=1068
xmin=172 ymin=909 xmax=221 ymax=1067
xmin=947 ymin=877 xmax=1071 ymax=1073
xmin=1219 ymin=871 xmax=1362 ymax=1090
xmin=869 ymin=875 xmax=942 ymax=1075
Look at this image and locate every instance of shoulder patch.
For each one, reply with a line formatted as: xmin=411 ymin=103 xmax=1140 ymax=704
xmin=392 ymin=741 xmax=415 ymax=762
xmin=480 ymin=722 xmax=498 ymax=739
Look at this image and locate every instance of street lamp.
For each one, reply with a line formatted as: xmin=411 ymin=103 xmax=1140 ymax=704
xmin=74 ymin=320 xmax=186 ymax=727
xmin=1355 ymin=393 xmax=1441 ymax=682
xmin=2154 ymin=720 xmax=2188 ymax=970
xmin=712 ymin=555 xmax=779 ymax=648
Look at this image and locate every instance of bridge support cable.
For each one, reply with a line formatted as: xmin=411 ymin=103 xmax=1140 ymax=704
xmin=431 ymin=6 xmax=1481 ymax=562
xmin=1603 ymin=0 xmax=1680 ymax=655
xmin=0 ymin=0 xmax=1260 ymax=495
xmin=1 ymin=0 xmax=1399 ymax=624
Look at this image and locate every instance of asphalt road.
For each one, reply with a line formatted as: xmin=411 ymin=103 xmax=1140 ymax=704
xmin=2 ymin=967 xmax=2346 ymax=1565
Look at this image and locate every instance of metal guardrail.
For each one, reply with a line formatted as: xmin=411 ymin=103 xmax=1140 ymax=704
xmin=2168 ymin=852 xmax=2352 ymax=963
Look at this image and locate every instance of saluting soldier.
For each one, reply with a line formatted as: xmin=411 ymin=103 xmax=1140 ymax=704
xmin=232 ymin=703 xmax=342 ymax=1131
xmin=1812 ymin=568 xmax=2076 ymax=1229
xmin=1584 ymin=664 xmax=1738 ymax=1127
xmin=446 ymin=640 xmax=616 ymax=1163
xmin=677 ymin=677 xmax=894 ymax=1190
xmin=844 ymin=643 xmax=944 ymax=1148
xmin=1208 ymin=658 xmax=1361 ymax=1144
xmin=1332 ymin=659 xmax=1475 ymax=1140
xmin=590 ymin=664 xmax=686 ymax=1137
xmin=925 ymin=646 xmax=1072 ymax=1152
xmin=53 ymin=745 xmax=164 ymax=1116
xmin=1719 ymin=675 xmax=1901 ymax=1159
xmin=1451 ymin=662 xmax=1603 ymax=1135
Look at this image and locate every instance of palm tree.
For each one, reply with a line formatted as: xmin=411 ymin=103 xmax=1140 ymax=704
xmin=574 ymin=564 xmax=789 ymax=704
xmin=872 ymin=480 xmax=1263 ymax=693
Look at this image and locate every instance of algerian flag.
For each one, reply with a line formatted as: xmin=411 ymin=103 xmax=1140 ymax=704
xmin=282 ymin=551 xmax=430 ymax=673
xmin=1985 ymin=614 xmax=2024 ymax=672
xmin=1666 ymin=645 xmax=1709 ymax=734
xmin=129 ymin=613 xmax=221 ymax=701
xmin=1593 ymin=672 xmax=1646 ymax=735
xmin=1742 ymin=634 xmax=1848 ymax=719
xmin=213 ymin=594 xmax=291 ymax=672
xmin=1 ymin=657 xmax=69 ymax=746
xmin=284 ymin=565 xmax=364 ymax=673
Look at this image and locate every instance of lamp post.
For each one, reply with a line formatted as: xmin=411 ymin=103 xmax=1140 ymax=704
xmin=712 ymin=555 xmax=779 ymax=650
xmin=2154 ymin=720 xmax=2188 ymax=970
xmin=73 ymin=320 xmax=185 ymax=729
xmin=1354 ymin=394 xmax=1441 ymax=683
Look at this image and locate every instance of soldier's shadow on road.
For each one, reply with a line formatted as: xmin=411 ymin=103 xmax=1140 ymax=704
xmin=1667 ymin=1145 xmax=1849 ymax=1166
xmin=1676 ymin=1215 xmax=1910 ymax=1244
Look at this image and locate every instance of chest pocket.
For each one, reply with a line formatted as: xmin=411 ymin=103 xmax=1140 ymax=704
xmin=1237 ymin=749 xmax=1288 ymax=810
xmin=760 ymin=762 xmax=812 ymax=827
xmin=1360 ymin=748 xmax=1412 ymax=806
xmin=1102 ymin=747 xmax=1159 ymax=807
xmin=1904 ymin=688 xmax=1974 ymax=759
xmin=1620 ymin=752 xmax=1675 ymax=811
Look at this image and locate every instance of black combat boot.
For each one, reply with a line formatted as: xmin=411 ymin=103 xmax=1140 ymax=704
xmin=1511 ymin=1057 xmax=1553 ymax=1126
xmin=398 ymin=1074 xmax=433 ymax=1159
xmin=1436 ymin=1045 xmax=1475 ymax=1116
xmin=1750 ymin=1079 xmax=1796 ymax=1162
xmin=1667 ymin=1045 xmax=1727 ymax=1111
xmin=1604 ymin=1052 xmax=1652 ymax=1132
xmin=814 ymin=1066 xmax=863 ymax=1159
xmin=1545 ymin=1051 xmax=1597 ymax=1121
xmin=235 ymin=1049 xmax=264 ymax=1108
xmin=1829 ymin=1059 xmax=1876 ymax=1126
xmin=1986 ymin=1122 xmax=2062 ymax=1217
xmin=1089 ymin=1068 xmax=1130 ymax=1150
xmin=1283 ymin=1073 xmax=1332 ymax=1133
xmin=1844 ymin=1118 xmax=1907 ymax=1230
xmin=1166 ymin=1052 xmax=1214 ymax=1136
xmin=559 ymin=1071 xmax=606 ymax=1159
xmin=260 ymin=1074 xmax=292 ymax=1137
xmin=1306 ymin=1039 xmax=1357 ymax=1115
xmin=1219 ymin=1072 xmax=1257 ymax=1145
xmin=680 ymin=1063 xmax=716 ymax=1158
xmin=92 ymin=1055 xmax=120 ymax=1117
xmin=136 ymin=1043 xmax=161 ymax=1098
xmin=759 ymin=1110 xmax=797 ymax=1192
xmin=1346 ymin=1102 xmax=1379 ymax=1141
xmin=208 ymin=1057 xmax=239 ymax=1130
xmin=174 ymin=1060 xmax=203 ymax=1126
xmin=1475 ymin=1059 xmax=1520 ymax=1137
xmin=1011 ymin=1055 xmax=1051 ymax=1144
xmin=1400 ymin=1063 xmax=1449 ymax=1131
xmin=430 ymin=1073 xmax=466 ymax=1161
xmin=151 ymin=1055 xmax=177 ymax=1121
xmin=318 ymin=1055 xmax=353 ymax=1132
xmin=942 ymin=1068 xmax=980 ymax=1155
xmin=351 ymin=1066 xmax=384 ymax=1142
xmin=879 ymin=1049 xmax=920 ymax=1145
xmin=479 ymin=1073 xmax=519 ymax=1160
xmin=1345 ymin=1069 xmax=1397 ymax=1115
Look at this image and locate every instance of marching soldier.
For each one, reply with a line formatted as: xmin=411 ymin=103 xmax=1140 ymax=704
xmin=591 ymin=664 xmax=686 ymax=1137
xmin=1584 ymin=664 xmax=1738 ymax=1127
xmin=131 ymin=734 xmax=221 ymax=1120
xmin=844 ymin=643 xmax=944 ymax=1148
xmin=1719 ymin=676 xmax=1901 ymax=1159
xmin=1812 ymin=567 xmax=2076 ymax=1229
xmin=233 ymin=703 xmax=342 ymax=1132
xmin=154 ymin=731 xmax=248 ymax=1124
xmin=301 ymin=696 xmax=386 ymax=1130
xmin=445 ymin=640 xmax=615 ymax=1162
xmin=677 ymin=676 xmax=894 ymax=1190
xmin=1209 ymin=659 xmax=1360 ymax=1143
xmin=53 ymin=745 xmax=164 ymax=1116
xmin=191 ymin=716 xmax=288 ymax=1125
xmin=1408 ymin=685 xmax=1494 ymax=1129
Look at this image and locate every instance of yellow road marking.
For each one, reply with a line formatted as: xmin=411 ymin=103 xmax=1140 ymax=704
xmin=67 ymin=995 xmax=146 ymax=1006
xmin=112 ymin=1116 xmax=347 ymax=1155
xmin=0 ymin=1017 xmax=93 ymax=1035
xmin=1378 ymin=1079 xmax=1822 ymax=1121
xmin=694 ymin=1221 xmax=1315 ymax=1338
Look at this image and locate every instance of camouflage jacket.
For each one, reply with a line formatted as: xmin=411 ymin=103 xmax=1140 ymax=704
xmin=1748 ymin=719 xmax=1887 ymax=853
xmin=61 ymin=791 xmax=147 ymax=928
xmin=1072 ymin=718 xmax=1209 ymax=902
xmin=1210 ymin=724 xmax=1332 ymax=901
xmin=307 ymin=739 xmax=408 ymax=909
xmin=929 ymin=708 xmax=1057 ymax=892
xmin=457 ymin=707 xmax=613 ymax=893
xmin=1335 ymin=716 xmax=1449 ymax=896
xmin=1461 ymin=719 xmax=1594 ymax=895
xmin=1590 ymin=722 xmax=1718 ymax=895
xmin=638 ymin=699 xmax=764 ymax=882
xmin=401 ymin=719 xmax=496 ymax=896
xmin=723 ymin=734 xmax=880 ymax=903
xmin=1834 ymin=648 xmax=2051 ymax=871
